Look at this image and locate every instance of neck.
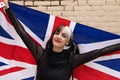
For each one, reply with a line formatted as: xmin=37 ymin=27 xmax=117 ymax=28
xmin=53 ymin=46 xmax=63 ymax=53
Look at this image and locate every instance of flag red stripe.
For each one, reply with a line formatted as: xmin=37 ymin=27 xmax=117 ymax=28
xmin=0 ymin=42 xmax=36 ymax=64
xmin=0 ymin=66 xmax=25 ymax=76
xmin=52 ymin=16 xmax=71 ymax=33
xmin=0 ymin=8 xmax=12 ymax=25
xmin=74 ymin=65 xmax=120 ymax=80
xmin=103 ymin=50 xmax=120 ymax=56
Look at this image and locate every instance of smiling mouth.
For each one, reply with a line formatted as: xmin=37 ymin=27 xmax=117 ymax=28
xmin=54 ymin=39 xmax=61 ymax=43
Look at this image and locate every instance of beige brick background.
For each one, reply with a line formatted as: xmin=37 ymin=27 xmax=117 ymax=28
xmin=9 ymin=0 xmax=120 ymax=35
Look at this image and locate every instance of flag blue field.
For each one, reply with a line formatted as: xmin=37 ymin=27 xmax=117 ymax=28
xmin=0 ymin=2 xmax=120 ymax=80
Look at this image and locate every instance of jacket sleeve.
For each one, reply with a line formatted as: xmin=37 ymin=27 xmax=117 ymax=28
xmin=71 ymin=43 xmax=120 ymax=68
xmin=5 ymin=8 xmax=43 ymax=61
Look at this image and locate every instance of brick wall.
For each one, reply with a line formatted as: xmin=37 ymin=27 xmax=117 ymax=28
xmin=9 ymin=0 xmax=120 ymax=34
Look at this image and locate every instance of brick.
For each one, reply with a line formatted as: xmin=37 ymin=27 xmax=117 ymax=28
xmin=110 ymin=17 xmax=120 ymax=22
xmin=63 ymin=11 xmax=106 ymax=20
xmin=105 ymin=11 xmax=120 ymax=17
xmin=87 ymin=22 xmax=103 ymax=29
xmin=90 ymin=6 xmax=101 ymax=10
xmin=74 ymin=6 xmax=102 ymax=11
xmin=76 ymin=16 xmax=95 ymax=22
xmin=78 ymin=16 xmax=114 ymax=22
xmin=100 ymin=26 xmax=120 ymax=34
xmin=106 ymin=0 xmax=117 ymax=5
xmin=47 ymin=6 xmax=64 ymax=11
xmin=101 ymin=6 xmax=120 ymax=11
xmin=117 ymin=0 xmax=120 ymax=5
xmin=34 ymin=1 xmax=50 ymax=6
xmin=106 ymin=22 xmax=120 ymax=28
xmin=25 ymin=1 xmax=33 ymax=6
xmin=61 ymin=1 xmax=78 ymax=6
xmin=50 ymin=1 xmax=59 ymax=6
xmin=93 ymin=17 xmax=113 ymax=22
xmin=74 ymin=6 xmax=91 ymax=11
xmin=88 ymin=0 xmax=105 ymax=6
xmin=78 ymin=0 xmax=87 ymax=5
xmin=10 ymin=1 xmax=24 ymax=5
xmin=44 ymin=11 xmax=53 ymax=15
xmin=88 ymin=22 xmax=119 ymax=27
xmin=30 ymin=6 xmax=47 ymax=11
xmin=65 ymin=6 xmax=74 ymax=11
xmin=78 ymin=22 xmax=88 ymax=26
xmin=88 ymin=22 xmax=120 ymax=34
xmin=67 ymin=17 xmax=77 ymax=22
xmin=52 ymin=11 xmax=62 ymax=16
xmin=72 ymin=11 xmax=105 ymax=17
xmin=62 ymin=11 xmax=80 ymax=16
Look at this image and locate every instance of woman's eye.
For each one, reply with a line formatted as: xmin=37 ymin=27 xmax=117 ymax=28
xmin=55 ymin=32 xmax=59 ymax=35
xmin=62 ymin=34 xmax=67 ymax=38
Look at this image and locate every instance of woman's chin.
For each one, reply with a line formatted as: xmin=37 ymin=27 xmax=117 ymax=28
xmin=53 ymin=43 xmax=64 ymax=48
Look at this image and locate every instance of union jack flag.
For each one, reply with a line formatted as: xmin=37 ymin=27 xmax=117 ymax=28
xmin=0 ymin=2 xmax=120 ymax=80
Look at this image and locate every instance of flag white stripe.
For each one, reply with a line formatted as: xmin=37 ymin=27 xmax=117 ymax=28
xmin=19 ymin=21 xmax=45 ymax=47
xmin=78 ymin=39 xmax=120 ymax=54
xmin=0 ymin=56 xmax=36 ymax=80
xmin=85 ymin=61 xmax=120 ymax=78
xmin=93 ymin=54 xmax=120 ymax=61
xmin=69 ymin=21 xmax=76 ymax=32
xmin=0 ymin=11 xmax=26 ymax=47
xmin=43 ymin=15 xmax=55 ymax=48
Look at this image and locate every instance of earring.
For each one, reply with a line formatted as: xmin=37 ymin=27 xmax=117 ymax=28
xmin=65 ymin=43 xmax=69 ymax=46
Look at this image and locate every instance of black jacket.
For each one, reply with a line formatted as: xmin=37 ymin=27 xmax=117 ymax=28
xmin=6 ymin=8 xmax=120 ymax=80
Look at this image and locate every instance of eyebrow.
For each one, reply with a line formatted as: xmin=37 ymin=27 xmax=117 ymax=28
xmin=62 ymin=32 xmax=68 ymax=35
xmin=62 ymin=32 xmax=69 ymax=38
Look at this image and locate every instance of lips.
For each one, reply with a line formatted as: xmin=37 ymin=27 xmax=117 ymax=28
xmin=54 ymin=38 xmax=61 ymax=43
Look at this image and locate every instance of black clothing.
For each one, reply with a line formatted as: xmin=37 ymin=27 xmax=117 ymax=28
xmin=6 ymin=8 xmax=120 ymax=80
xmin=39 ymin=50 xmax=72 ymax=80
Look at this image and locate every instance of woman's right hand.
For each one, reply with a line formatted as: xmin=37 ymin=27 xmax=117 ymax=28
xmin=3 ymin=0 xmax=9 ymax=9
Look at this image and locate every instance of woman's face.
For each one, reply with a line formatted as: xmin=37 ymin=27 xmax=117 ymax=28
xmin=52 ymin=27 xmax=70 ymax=51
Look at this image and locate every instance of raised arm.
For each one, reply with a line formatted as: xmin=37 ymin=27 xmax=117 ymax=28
xmin=71 ymin=43 xmax=120 ymax=68
xmin=3 ymin=0 xmax=43 ymax=61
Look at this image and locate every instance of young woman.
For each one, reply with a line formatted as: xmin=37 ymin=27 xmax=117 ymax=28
xmin=3 ymin=0 xmax=120 ymax=80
